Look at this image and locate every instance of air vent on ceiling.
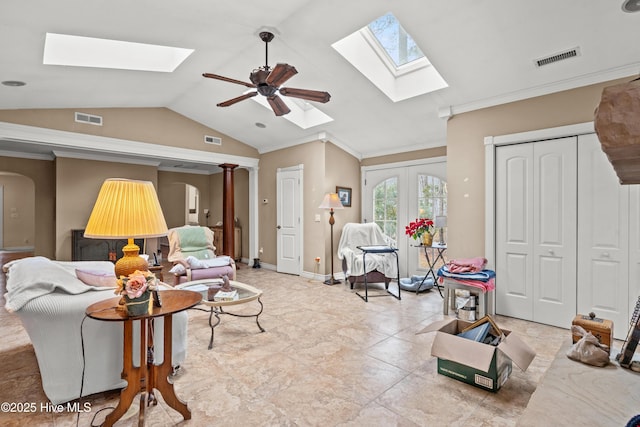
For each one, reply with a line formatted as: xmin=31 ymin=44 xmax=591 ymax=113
xmin=204 ymin=135 xmax=222 ymax=145
xmin=534 ymin=47 xmax=580 ymax=67
xmin=75 ymin=112 xmax=103 ymax=126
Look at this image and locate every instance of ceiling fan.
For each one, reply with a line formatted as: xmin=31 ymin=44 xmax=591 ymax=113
xmin=203 ymin=31 xmax=331 ymax=116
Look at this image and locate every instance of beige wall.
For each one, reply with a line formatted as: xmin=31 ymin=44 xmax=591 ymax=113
xmin=258 ymin=141 xmax=360 ymax=274
xmin=447 ymin=75 xmax=634 ymax=259
xmin=0 ymin=173 xmax=35 ymax=249
xmin=158 ymin=171 xmax=211 ymax=229
xmin=55 ymin=157 xmax=158 ymax=260
xmin=324 ymin=142 xmax=361 ymax=275
xmin=0 ymin=108 xmax=257 ymax=261
xmin=0 ymin=157 xmax=55 ymax=258
xmin=0 ymin=107 xmax=259 ymax=158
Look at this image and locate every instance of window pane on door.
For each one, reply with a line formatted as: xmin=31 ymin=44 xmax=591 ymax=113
xmin=373 ymin=177 xmax=398 ymax=240
xmin=417 ymin=174 xmax=447 ymax=269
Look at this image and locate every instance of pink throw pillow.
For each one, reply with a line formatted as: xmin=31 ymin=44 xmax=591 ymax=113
xmin=76 ymin=269 xmax=117 ymax=288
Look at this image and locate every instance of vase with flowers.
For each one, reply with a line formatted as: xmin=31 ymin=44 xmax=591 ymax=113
xmin=405 ymin=217 xmax=435 ymax=246
xmin=116 ymin=270 xmax=157 ymax=317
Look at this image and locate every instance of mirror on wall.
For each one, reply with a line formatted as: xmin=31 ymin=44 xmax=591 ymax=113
xmin=186 ymin=184 xmax=199 ymax=225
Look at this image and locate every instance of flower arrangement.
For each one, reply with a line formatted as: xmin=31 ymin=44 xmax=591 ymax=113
xmin=405 ymin=217 xmax=435 ymax=240
xmin=116 ymin=270 xmax=157 ymax=299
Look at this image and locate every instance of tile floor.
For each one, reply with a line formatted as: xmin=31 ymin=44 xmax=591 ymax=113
xmin=0 ymin=264 xmax=570 ymax=426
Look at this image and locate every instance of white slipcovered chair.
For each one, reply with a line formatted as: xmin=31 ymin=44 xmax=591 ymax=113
xmin=337 ymin=222 xmax=399 ymax=291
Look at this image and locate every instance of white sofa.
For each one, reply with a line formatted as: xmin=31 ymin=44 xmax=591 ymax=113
xmin=3 ymin=257 xmax=189 ymax=404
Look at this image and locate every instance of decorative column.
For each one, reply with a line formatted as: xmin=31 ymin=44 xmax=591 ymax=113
xmin=219 ymin=163 xmax=238 ymax=258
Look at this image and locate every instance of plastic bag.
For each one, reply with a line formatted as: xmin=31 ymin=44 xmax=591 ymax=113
xmin=566 ymin=325 xmax=610 ymax=367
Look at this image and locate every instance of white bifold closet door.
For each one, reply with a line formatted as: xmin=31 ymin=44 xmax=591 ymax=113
xmin=577 ymin=133 xmax=630 ymax=340
xmin=496 ymin=137 xmax=577 ymax=328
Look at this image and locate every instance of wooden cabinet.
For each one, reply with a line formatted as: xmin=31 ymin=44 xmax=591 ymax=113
xmin=209 ymin=226 xmax=241 ymax=261
xmin=72 ymin=229 xmax=144 ymax=262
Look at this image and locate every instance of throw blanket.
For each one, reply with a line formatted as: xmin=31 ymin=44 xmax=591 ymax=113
xmin=337 ymin=223 xmax=397 ymax=278
xmin=438 ymin=276 xmax=496 ymax=292
xmin=169 ymin=255 xmax=233 ymax=275
xmin=437 ymin=265 xmax=495 ymax=281
xmin=4 ymin=257 xmax=113 ymax=312
xmin=446 ymin=257 xmax=487 ymax=273
xmin=167 ymin=225 xmax=216 ymax=262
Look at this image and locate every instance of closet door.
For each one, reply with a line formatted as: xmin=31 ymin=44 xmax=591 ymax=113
xmin=577 ymin=133 xmax=629 ymax=339
xmin=496 ymin=137 xmax=577 ymax=327
xmin=533 ymin=138 xmax=577 ymax=327
xmin=496 ymin=143 xmax=534 ymax=320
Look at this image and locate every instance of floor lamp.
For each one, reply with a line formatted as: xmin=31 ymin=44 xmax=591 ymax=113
xmin=319 ymin=193 xmax=344 ymax=285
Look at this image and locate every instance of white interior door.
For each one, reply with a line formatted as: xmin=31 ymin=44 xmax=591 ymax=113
xmin=577 ymin=133 xmax=629 ymax=339
xmin=496 ymin=137 xmax=577 ymax=327
xmin=277 ymin=167 xmax=302 ymax=275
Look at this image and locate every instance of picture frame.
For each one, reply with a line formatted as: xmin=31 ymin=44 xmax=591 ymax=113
xmin=336 ymin=186 xmax=352 ymax=207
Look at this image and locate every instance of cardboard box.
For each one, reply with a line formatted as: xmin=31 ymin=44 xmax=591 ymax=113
xmin=418 ymin=318 xmax=536 ymax=392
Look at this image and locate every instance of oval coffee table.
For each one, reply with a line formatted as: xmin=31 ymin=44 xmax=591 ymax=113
xmin=176 ymin=279 xmax=265 ymax=349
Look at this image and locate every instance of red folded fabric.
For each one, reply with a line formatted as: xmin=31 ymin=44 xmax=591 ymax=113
xmin=438 ymin=277 xmax=495 ymax=292
xmin=446 ymin=257 xmax=487 ymax=273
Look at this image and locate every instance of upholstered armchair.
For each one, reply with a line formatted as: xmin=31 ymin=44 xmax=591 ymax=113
xmin=167 ymin=225 xmax=236 ymax=285
xmin=337 ymin=222 xmax=398 ymax=289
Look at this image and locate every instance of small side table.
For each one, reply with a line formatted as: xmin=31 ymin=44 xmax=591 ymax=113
xmin=355 ymin=245 xmax=401 ymax=302
xmin=415 ymin=243 xmax=447 ymax=297
xmin=86 ymin=290 xmax=201 ymax=427
xmin=148 ymin=264 xmax=164 ymax=282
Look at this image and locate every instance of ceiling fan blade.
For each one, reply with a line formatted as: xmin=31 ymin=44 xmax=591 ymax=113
xmin=217 ymin=91 xmax=258 ymax=107
xmin=279 ymin=87 xmax=331 ymax=103
xmin=203 ymin=73 xmax=256 ymax=88
xmin=265 ymin=63 xmax=298 ymax=87
xmin=267 ymin=95 xmax=291 ymax=116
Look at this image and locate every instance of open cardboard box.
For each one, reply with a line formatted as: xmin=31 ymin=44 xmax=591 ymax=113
xmin=418 ymin=318 xmax=536 ymax=391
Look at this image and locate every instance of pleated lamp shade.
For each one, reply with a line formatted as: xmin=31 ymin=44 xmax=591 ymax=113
xmin=85 ymin=178 xmax=168 ymax=277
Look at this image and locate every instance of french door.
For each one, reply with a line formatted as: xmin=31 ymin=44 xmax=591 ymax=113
xmin=362 ymin=158 xmax=446 ymax=278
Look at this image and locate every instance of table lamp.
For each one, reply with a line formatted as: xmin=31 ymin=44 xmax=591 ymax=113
xmin=318 ymin=193 xmax=344 ymax=285
xmin=435 ymin=215 xmax=447 ymax=246
xmin=84 ymin=178 xmax=168 ymax=277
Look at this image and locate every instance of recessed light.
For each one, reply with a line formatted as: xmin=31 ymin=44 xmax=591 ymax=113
xmin=255 ymin=122 xmax=266 ymax=128
xmin=2 ymin=80 xmax=26 ymax=87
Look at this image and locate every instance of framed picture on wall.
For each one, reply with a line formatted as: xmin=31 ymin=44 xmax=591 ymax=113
xmin=336 ymin=186 xmax=352 ymax=207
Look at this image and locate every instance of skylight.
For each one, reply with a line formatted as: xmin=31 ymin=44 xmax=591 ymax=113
xmin=332 ymin=13 xmax=447 ymax=102
xmin=368 ymin=13 xmax=425 ymax=67
xmin=247 ymin=91 xmax=333 ymax=129
xmin=43 ymin=33 xmax=193 ymax=72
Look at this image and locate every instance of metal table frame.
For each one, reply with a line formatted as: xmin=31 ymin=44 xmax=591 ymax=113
xmin=416 ymin=243 xmax=447 ymax=297
xmin=355 ymin=245 xmax=401 ymax=302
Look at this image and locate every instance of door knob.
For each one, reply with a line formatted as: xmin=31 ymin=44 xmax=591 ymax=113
xmin=277 ymin=225 xmax=281 ymax=229
xmin=602 ymin=252 xmax=610 ymax=258
xmin=548 ymin=249 xmax=555 ymax=255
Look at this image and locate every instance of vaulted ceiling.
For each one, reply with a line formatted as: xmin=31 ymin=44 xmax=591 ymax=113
xmin=1 ymin=1 xmax=639 ymax=162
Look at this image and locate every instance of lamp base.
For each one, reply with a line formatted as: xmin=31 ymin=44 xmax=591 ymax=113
xmin=114 ymin=239 xmax=148 ymax=277
xmin=324 ymin=277 xmax=341 ymax=286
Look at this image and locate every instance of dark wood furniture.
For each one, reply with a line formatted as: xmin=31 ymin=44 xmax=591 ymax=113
xmin=86 ymin=290 xmax=201 ymax=427
xmin=71 ymin=229 xmax=143 ymax=262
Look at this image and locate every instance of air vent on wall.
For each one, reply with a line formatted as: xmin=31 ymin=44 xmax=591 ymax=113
xmin=534 ymin=47 xmax=580 ymax=67
xmin=204 ymin=135 xmax=222 ymax=145
xmin=75 ymin=112 xmax=103 ymax=126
